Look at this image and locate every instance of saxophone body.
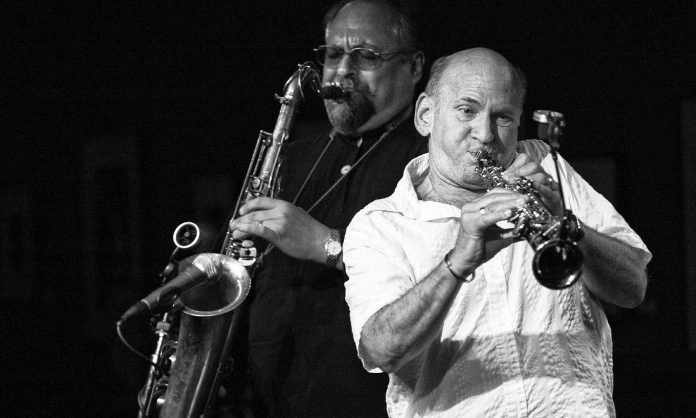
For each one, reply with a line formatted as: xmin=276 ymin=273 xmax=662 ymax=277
xmin=475 ymin=149 xmax=584 ymax=289
xmin=140 ymin=63 xmax=329 ymax=417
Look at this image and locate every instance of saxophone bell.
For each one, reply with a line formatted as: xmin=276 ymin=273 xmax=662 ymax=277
xmin=177 ymin=253 xmax=251 ymax=318
xmin=533 ymin=237 xmax=583 ymax=290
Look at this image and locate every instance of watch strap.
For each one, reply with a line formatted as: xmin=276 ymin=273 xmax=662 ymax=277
xmin=325 ymin=228 xmax=343 ymax=267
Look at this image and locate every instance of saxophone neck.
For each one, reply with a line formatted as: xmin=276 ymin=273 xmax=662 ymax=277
xmin=278 ymin=62 xmax=324 ymax=105
xmin=474 ymin=150 xmax=505 ymax=190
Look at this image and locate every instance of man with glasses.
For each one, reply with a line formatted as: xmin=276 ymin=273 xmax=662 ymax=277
xmin=227 ymin=0 xmax=426 ymax=416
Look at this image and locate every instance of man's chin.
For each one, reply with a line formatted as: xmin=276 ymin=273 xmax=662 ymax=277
xmin=326 ymin=104 xmax=371 ymax=136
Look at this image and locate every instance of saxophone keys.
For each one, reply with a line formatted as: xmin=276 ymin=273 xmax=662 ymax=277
xmin=512 ymin=214 xmax=530 ymax=236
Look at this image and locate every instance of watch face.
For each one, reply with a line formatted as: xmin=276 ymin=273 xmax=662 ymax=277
xmin=326 ymin=240 xmax=342 ymax=256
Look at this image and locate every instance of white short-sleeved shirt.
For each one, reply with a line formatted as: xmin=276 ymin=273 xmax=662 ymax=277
xmin=344 ymin=140 xmax=651 ymax=418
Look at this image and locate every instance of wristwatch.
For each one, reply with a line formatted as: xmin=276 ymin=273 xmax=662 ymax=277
xmin=324 ymin=229 xmax=343 ymax=267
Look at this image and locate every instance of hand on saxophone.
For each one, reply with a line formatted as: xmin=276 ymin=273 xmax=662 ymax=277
xmin=502 ymin=152 xmax=563 ymax=217
xmin=228 ymin=197 xmax=333 ymax=264
xmin=445 ymin=189 xmax=528 ymax=278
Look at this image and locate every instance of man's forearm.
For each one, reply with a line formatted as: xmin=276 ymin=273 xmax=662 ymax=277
xmin=359 ymin=261 xmax=467 ymax=373
xmin=578 ymin=224 xmax=649 ymax=308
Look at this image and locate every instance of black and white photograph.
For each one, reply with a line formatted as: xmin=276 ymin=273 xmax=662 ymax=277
xmin=2 ymin=1 xmax=694 ymax=416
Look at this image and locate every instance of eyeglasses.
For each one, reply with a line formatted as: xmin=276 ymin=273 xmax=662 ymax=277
xmin=313 ymin=45 xmax=410 ymax=70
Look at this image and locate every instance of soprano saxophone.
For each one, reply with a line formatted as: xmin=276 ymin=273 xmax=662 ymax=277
xmin=474 ymin=111 xmax=584 ymax=289
xmin=136 ymin=62 xmax=345 ymax=417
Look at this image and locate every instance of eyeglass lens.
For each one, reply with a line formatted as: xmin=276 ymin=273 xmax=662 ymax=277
xmin=316 ymin=46 xmax=382 ymax=70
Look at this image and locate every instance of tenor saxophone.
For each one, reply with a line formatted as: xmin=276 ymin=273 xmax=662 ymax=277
xmin=138 ymin=62 xmax=340 ymax=417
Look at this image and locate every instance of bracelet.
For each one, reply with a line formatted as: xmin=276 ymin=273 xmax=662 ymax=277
xmin=444 ymin=251 xmax=473 ymax=282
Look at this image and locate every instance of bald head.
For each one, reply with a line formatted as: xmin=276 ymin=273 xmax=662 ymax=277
xmin=425 ymin=48 xmax=526 ymax=111
xmin=323 ymin=0 xmax=422 ymax=52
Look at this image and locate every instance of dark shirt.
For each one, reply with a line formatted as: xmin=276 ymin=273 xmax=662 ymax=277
xmin=247 ymin=117 xmax=427 ymax=417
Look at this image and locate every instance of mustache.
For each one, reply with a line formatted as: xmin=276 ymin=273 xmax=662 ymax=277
xmin=324 ymin=77 xmax=371 ymax=97
xmin=321 ymin=82 xmax=351 ymax=101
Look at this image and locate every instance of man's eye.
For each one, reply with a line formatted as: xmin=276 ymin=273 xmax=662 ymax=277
xmin=496 ymin=116 xmax=514 ymax=127
xmin=457 ymin=107 xmax=475 ymax=118
xmin=356 ymin=49 xmax=379 ymax=60
xmin=326 ymin=48 xmax=341 ymax=59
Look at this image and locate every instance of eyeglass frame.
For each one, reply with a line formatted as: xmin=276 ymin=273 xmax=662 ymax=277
xmin=313 ymin=45 xmax=414 ymax=70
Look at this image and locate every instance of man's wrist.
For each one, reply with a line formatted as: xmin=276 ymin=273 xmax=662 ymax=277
xmin=444 ymin=250 xmax=474 ymax=282
xmin=324 ymin=228 xmax=343 ymax=268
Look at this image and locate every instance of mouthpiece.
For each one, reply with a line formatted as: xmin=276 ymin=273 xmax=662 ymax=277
xmin=320 ymin=85 xmax=350 ymax=100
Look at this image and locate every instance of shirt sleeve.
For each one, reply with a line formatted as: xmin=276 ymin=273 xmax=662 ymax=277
xmin=541 ymin=150 xmax=652 ymax=260
xmin=520 ymin=139 xmax=650 ymax=260
xmin=343 ymin=206 xmax=416 ymax=372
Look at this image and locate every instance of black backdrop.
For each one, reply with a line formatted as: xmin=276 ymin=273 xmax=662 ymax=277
xmin=2 ymin=1 xmax=695 ymax=416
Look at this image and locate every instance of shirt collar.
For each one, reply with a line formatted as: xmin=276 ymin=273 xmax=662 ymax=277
xmin=393 ymin=154 xmax=462 ymax=221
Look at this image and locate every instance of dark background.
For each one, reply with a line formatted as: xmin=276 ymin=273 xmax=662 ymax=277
xmin=2 ymin=1 xmax=695 ymax=416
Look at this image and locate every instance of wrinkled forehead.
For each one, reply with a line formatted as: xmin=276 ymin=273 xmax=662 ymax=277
xmin=324 ymin=2 xmax=400 ymax=50
xmin=441 ymin=57 xmax=517 ymax=100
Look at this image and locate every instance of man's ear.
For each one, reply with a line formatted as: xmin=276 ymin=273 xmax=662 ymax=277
xmin=410 ymin=51 xmax=425 ymax=84
xmin=414 ymin=92 xmax=433 ymax=137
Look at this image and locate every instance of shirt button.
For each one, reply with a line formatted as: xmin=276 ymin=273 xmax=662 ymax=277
xmin=340 ymin=164 xmax=351 ymax=175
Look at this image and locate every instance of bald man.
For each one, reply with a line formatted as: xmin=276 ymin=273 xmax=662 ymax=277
xmin=343 ymin=48 xmax=651 ymax=417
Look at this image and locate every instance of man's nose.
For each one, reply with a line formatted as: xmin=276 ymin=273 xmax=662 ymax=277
xmin=335 ymin=52 xmax=356 ymax=77
xmin=471 ymin=116 xmax=495 ymax=144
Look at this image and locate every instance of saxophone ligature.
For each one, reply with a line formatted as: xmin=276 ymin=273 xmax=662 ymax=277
xmin=121 ymin=62 xmax=335 ymax=418
xmin=475 ymin=110 xmax=584 ymax=290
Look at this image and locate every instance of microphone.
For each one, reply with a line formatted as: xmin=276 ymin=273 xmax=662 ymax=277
xmin=120 ymin=257 xmax=213 ymax=322
xmin=172 ymin=221 xmax=201 ymax=250
xmin=533 ymin=110 xmax=565 ymax=150
xmin=159 ymin=222 xmax=202 ymax=279
xmin=320 ymin=84 xmax=350 ymax=101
